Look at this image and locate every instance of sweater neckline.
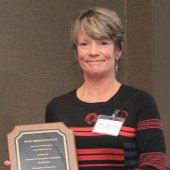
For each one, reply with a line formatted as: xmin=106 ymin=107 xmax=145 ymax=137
xmin=73 ymin=84 xmax=126 ymax=107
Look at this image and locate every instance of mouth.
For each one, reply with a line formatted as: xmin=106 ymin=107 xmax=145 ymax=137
xmin=86 ymin=60 xmax=105 ymax=63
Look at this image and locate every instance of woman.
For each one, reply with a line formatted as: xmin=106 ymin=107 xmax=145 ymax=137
xmin=45 ymin=7 xmax=167 ymax=169
xmin=5 ymin=7 xmax=167 ymax=170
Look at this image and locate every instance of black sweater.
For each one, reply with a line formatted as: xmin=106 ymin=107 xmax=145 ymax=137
xmin=45 ymin=84 xmax=166 ymax=170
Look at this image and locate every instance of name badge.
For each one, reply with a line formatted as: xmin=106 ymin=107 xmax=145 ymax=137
xmin=93 ymin=115 xmax=125 ymax=136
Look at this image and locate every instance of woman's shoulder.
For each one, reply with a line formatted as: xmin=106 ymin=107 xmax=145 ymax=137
xmin=122 ymin=84 xmax=153 ymax=97
xmin=47 ymin=89 xmax=77 ymax=107
xmin=122 ymin=84 xmax=157 ymax=109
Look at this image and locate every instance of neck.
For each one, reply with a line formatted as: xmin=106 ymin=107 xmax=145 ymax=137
xmin=77 ymin=75 xmax=121 ymax=103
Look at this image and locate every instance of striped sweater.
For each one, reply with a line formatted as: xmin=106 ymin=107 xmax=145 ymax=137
xmin=45 ymin=84 xmax=167 ymax=170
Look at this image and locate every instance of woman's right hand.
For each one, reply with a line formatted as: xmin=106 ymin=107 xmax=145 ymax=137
xmin=4 ymin=160 xmax=11 ymax=167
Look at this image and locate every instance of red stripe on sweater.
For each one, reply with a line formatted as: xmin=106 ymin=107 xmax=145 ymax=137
xmin=137 ymin=119 xmax=163 ymax=131
xmin=70 ymin=127 xmax=93 ymax=131
xmin=70 ymin=126 xmax=136 ymax=132
xmin=139 ymin=152 xmax=167 ymax=170
xmin=119 ymin=131 xmax=136 ymax=137
xmin=79 ymin=163 xmax=124 ymax=167
xmin=77 ymin=148 xmax=124 ymax=155
xmin=78 ymin=154 xmax=124 ymax=161
xmin=74 ymin=131 xmax=103 ymax=136
xmin=121 ymin=126 xmax=136 ymax=132
xmin=70 ymin=126 xmax=136 ymax=137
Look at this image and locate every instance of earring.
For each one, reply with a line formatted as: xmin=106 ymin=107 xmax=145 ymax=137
xmin=115 ymin=59 xmax=119 ymax=75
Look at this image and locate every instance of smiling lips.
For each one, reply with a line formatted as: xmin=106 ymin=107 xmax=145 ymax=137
xmin=86 ymin=60 xmax=105 ymax=63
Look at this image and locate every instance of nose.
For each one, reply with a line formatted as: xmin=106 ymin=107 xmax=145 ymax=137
xmin=89 ymin=44 xmax=99 ymax=57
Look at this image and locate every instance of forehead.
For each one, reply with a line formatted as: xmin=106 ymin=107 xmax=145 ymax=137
xmin=77 ymin=32 xmax=92 ymax=41
xmin=77 ymin=32 xmax=112 ymax=42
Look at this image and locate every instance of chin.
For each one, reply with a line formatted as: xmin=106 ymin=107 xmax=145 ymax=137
xmin=85 ymin=71 xmax=108 ymax=78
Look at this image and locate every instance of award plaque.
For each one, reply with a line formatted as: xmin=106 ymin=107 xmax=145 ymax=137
xmin=7 ymin=122 xmax=78 ymax=170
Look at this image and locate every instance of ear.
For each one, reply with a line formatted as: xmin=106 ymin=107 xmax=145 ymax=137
xmin=73 ymin=43 xmax=78 ymax=57
xmin=74 ymin=48 xmax=78 ymax=57
xmin=115 ymin=42 xmax=123 ymax=60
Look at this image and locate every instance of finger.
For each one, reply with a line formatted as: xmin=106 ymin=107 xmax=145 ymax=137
xmin=4 ymin=160 xmax=11 ymax=167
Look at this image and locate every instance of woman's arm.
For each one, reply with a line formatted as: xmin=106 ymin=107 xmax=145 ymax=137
xmin=136 ymin=91 xmax=167 ymax=169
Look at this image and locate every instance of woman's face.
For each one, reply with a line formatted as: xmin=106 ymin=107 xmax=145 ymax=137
xmin=77 ymin=33 xmax=122 ymax=78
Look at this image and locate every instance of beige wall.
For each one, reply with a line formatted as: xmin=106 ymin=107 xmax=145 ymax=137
xmin=0 ymin=0 xmax=169 ymax=168
xmin=0 ymin=1 xmax=125 ymax=169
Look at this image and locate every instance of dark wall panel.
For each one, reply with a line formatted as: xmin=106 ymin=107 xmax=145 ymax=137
xmin=152 ymin=0 xmax=170 ymax=166
xmin=126 ymin=0 xmax=152 ymax=92
xmin=126 ymin=0 xmax=170 ymax=166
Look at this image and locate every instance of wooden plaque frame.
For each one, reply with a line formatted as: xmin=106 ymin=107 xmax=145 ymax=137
xmin=7 ymin=122 xmax=78 ymax=170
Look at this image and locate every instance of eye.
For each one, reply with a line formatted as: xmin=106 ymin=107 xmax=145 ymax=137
xmin=101 ymin=41 xmax=109 ymax=45
xmin=78 ymin=42 xmax=87 ymax=47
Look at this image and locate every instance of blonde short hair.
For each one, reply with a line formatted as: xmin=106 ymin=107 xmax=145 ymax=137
xmin=71 ymin=7 xmax=124 ymax=50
